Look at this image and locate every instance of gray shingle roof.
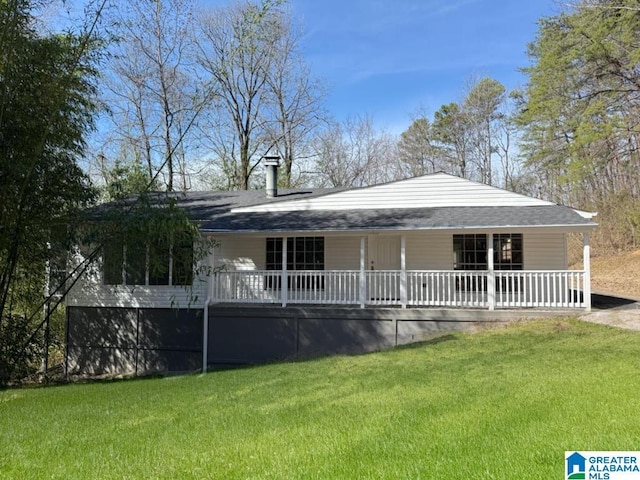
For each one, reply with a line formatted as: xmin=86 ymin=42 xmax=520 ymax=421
xmin=87 ymin=188 xmax=338 ymax=221
xmin=198 ymin=205 xmax=595 ymax=233
xmin=89 ymin=186 xmax=595 ymax=232
xmin=167 ymin=188 xmax=339 ymax=220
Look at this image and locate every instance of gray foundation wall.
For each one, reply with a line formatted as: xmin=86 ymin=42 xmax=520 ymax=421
xmin=207 ymin=305 xmax=539 ymax=366
xmin=66 ymin=306 xmax=203 ymax=376
xmin=67 ymin=304 xmax=568 ymax=375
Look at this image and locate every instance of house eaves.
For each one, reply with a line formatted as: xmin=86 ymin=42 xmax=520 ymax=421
xmin=199 ymin=205 xmax=597 ymax=234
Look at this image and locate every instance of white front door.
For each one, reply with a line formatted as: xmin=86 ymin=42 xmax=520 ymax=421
xmin=369 ymin=235 xmax=401 ymax=270
xmin=368 ymin=235 xmax=401 ymax=301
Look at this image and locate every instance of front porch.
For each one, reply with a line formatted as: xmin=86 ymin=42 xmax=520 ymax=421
xmin=209 ymin=231 xmax=593 ymax=311
xmin=211 ymin=269 xmax=588 ymax=309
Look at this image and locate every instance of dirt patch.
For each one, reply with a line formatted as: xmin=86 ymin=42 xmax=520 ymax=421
xmin=588 ymin=250 xmax=640 ymax=299
xmin=571 ymin=250 xmax=640 ymax=331
xmin=581 ymin=306 xmax=640 ymax=331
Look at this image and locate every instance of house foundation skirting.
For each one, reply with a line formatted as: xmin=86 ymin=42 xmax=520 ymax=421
xmin=65 ymin=305 xmax=575 ymax=376
xmin=207 ymin=305 xmax=572 ymax=367
xmin=65 ymin=306 xmax=203 ymax=376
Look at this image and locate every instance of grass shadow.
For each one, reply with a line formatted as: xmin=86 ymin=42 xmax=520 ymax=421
xmin=395 ymin=333 xmax=459 ymax=351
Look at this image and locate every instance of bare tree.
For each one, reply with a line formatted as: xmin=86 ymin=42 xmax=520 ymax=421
xmin=196 ymin=0 xmax=282 ymax=190
xmin=101 ymin=0 xmax=206 ymax=191
xmin=313 ymin=115 xmax=400 ymax=188
xmin=263 ymin=10 xmax=327 ymax=187
xmin=196 ymin=0 xmax=327 ymax=190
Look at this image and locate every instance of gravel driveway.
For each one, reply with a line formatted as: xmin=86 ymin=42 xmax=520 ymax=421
xmin=580 ymin=293 xmax=640 ymax=331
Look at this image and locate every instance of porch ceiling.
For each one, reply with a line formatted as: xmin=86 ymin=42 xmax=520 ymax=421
xmin=199 ymin=205 xmax=596 ymax=234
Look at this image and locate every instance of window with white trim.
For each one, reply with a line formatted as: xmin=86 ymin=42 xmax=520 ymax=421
xmin=494 ymin=234 xmax=523 ymax=270
xmin=453 ymin=234 xmax=523 ymax=271
xmin=265 ymin=237 xmax=324 ymax=289
xmin=453 ymin=234 xmax=487 ymax=270
xmin=453 ymin=234 xmax=523 ymax=292
xmin=103 ymin=235 xmax=193 ymax=286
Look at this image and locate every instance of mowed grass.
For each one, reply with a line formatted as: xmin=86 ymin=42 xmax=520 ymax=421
xmin=1 ymin=319 xmax=639 ymax=480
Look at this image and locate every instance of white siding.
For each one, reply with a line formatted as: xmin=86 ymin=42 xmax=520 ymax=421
xmin=214 ymin=235 xmax=264 ymax=270
xmin=66 ymin=257 xmax=207 ymax=309
xmin=524 ymin=232 xmax=568 ymax=270
xmin=67 ymin=282 xmax=208 ymax=309
xmin=68 ymin=231 xmax=569 ymax=309
xmin=325 ymin=236 xmax=361 ymax=270
xmin=210 ymin=231 xmax=569 ymax=272
xmin=405 ymin=232 xmax=453 ymax=270
xmin=233 ymin=173 xmax=556 ymax=213
xmin=214 ymin=235 xmax=365 ymax=271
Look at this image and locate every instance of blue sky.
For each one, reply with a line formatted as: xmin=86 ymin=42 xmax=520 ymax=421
xmin=288 ymin=0 xmax=560 ymax=133
xmin=59 ymin=0 xmax=559 ymax=135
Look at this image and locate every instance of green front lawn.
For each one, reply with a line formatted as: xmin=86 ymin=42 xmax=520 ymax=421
xmin=1 ymin=319 xmax=638 ymax=479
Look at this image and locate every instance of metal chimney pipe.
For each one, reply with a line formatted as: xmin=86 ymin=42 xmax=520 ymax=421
xmin=263 ymin=156 xmax=280 ymax=198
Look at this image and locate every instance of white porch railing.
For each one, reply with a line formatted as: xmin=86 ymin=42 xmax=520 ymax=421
xmin=406 ymin=271 xmax=490 ymax=308
xmin=211 ymin=270 xmax=586 ymax=309
xmin=494 ymin=270 xmax=585 ymax=309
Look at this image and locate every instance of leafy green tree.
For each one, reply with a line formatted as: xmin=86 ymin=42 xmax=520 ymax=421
xmin=432 ymin=102 xmax=471 ymax=178
xmin=425 ymin=78 xmax=509 ymax=185
xmin=463 ymin=77 xmax=506 ymax=185
xmin=397 ymin=117 xmax=443 ymax=177
xmin=518 ymin=0 xmax=640 ymax=206
xmin=104 ymin=159 xmax=161 ymax=201
xmin=0 ymin=0 xmax=101 ymax=384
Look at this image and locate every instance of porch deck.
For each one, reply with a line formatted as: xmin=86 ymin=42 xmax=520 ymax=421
xmin=210 ymin=269 xmax=587 ymax=310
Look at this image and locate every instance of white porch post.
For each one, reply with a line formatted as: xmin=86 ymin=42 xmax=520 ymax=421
xmin=487 ymin=233 xmax=495 ymax=311
xmin=359 ymin=236 xmax=366 ymax=308
xmin=583 ymin=232 xmax=591 ymax=311
xmin=281 ymin=237 xmax=288 ymax=307
xmin=400 ymin=235 xmax=407 ymax=308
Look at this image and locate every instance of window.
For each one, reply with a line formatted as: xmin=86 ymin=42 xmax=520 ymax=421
xmin=265 ymin=237 xmax=324 ymax=289
xmin=494 ymin=234 xmax=523 ymax=270
xmin=103 ymin=237 xmax=125 ymax=285
xmin=103 ymin=234 xmax=193 ymax=286
xmin=172 ymin=238 xmax=194 ymax=285
xmin=453 ymin=234 xmax=523 ymax=271
xmin=453 ymin=234 xmax=487 ymax=270
xmin=453 ymin=234 xmax=523 ymax=292
xmin=266 ymin=237 xmax=324 ymax=271
xmin=125 ymin=238 xmax=146 ymax=285
xmin=148 ymin=236 xmax=171 ymax=285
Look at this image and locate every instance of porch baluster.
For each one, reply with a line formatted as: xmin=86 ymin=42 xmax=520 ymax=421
xmin=281 ymin=237 xmax=288 ymax=307
xmin=488 ymin=233 xmax=495 ymax=311
xmin=359 ymin=237 xmax=366 ymax=308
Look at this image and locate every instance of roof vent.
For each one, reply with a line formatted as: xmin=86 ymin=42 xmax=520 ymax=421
xmin=263 ymin=156 xmax=280 ymax=198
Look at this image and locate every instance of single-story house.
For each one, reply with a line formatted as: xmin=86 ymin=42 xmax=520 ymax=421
xmin=65 ymin=162 xmax=597 ymax=376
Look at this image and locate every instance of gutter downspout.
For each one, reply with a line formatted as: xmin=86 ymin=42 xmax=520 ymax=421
xmin=202 ymin=302 xmax=209 ymax=373
xmin=202 ymin=274 xmax=212 ymax=374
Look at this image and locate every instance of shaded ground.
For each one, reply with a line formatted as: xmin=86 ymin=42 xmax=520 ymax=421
xmin=591 ymin=292 xmax=638 ymax=310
